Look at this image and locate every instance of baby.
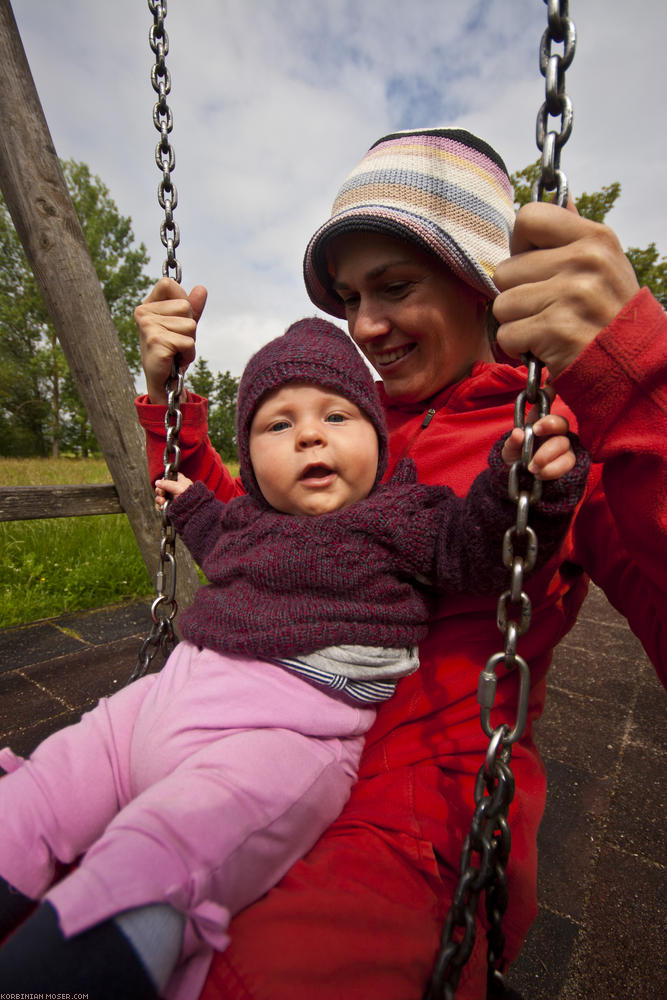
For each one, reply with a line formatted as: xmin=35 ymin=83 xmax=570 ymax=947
xmin=0 ymin=318 xmax=588 ymax=1000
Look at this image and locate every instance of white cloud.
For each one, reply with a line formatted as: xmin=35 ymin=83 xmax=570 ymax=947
xmin=9 ymin=0 xmax=667 ymax=383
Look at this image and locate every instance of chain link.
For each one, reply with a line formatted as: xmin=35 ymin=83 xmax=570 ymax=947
xmin=149 ymin=0 xmax=181 ymax=283
xmin=426 ymin=3 xmax=576 ymax=997
xmin=129 ymin=0 xmax=185 ymax=684
xmin=533 ymin=0 xmax=577 ymax=206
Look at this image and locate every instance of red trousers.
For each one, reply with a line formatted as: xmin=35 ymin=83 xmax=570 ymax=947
xmin=201 ymin=820 xmax=489 ymax=1000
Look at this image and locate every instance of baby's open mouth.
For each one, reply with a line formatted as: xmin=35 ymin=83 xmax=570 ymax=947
xmin=300 ymin=464 xmax=335 ymax=481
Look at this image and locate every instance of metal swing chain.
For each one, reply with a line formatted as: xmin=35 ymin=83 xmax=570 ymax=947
xmin=425 ymin=3 xmax=576 ymax=998
xmin=129 ymin=0 xmax=184 ymax=683
xmin=534 ymin=0 xmax=576 ymax=207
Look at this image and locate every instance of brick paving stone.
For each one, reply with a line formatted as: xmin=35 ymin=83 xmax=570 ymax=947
xmin=3 ymin=710 xmax=83 ymax=760
xmin=509 ymin=908 xmax=581 ymax=999
xmin=0 ymin=669 xmax=68 ymax=739
xmin=533 ymin=684 xmax=622 ymax=779
xmin=606 ymin=742 xmax=666 ymax=860
xmin=21 ymin=635 xmax=144 ymax=715
xmin=0 ymin=622 xmax=85 ymax=674
xmin=56 ymin=600 xmax=152 ymax=645
xmin=559 ymin=845 xmax=666 ymax=1000
xmin=628 ymin=666 xmax=667 ymax=753
xmin=536 ymin=758 xmax=612 ymax=922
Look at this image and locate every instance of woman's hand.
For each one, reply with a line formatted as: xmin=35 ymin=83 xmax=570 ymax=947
xmin=501 ymin=412 xmax=575 ymax=480
xmin=493 ymin=201 xmax=639 ymax=377
xmin=135 ymin=277 xmax=208 ymax=404
xmin=154 ymin=473 xmax=194 ymax=508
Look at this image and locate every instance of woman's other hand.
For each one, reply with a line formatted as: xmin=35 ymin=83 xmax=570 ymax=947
xmin=493 ymin=201 xmax=639 ymax=377
xmin=135 ymin=277 xmax=208 ymax=403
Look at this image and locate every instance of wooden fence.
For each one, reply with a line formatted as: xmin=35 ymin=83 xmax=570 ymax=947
xmin=0 ymin=484 xmax=123 ymax=522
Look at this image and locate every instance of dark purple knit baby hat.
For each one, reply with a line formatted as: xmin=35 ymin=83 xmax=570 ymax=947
xmin=236 ymin=317 xmax=388 ymax=502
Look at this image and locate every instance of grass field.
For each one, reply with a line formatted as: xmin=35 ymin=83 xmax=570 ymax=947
xmin=1 ymin=457 xmax=153 ymax=628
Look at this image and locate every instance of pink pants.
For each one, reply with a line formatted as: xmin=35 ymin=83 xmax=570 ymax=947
xmin=0 ymin=642 xmax=375 ymax=999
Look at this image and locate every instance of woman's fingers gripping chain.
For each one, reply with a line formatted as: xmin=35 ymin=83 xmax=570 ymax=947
xmin=136 ymin=278 xmax=208 ymax=401
xmin=136 ymin=278 xmax=208 ymax=364
xmin=492 ymin=201 xmax=639 ymax=377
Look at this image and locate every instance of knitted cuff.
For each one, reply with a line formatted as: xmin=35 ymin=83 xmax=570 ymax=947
xmin=165 ymin=479 xmax=214 ymax=532
xmin=487 ymin=432 xmax=590 ymax=516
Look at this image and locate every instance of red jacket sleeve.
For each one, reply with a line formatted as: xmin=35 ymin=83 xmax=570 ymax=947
xmin=134 ymin=392 xmax=244 ymax=504
xmin=554 ymin=288 xmax=667 ymax=684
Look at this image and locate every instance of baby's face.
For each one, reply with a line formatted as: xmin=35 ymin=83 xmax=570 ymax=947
xmin=249 ymin=382 xmax=379 ymax=516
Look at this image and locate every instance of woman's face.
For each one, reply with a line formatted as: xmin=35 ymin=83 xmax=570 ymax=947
xmin=328 ymin=232 xmax=492 ymax=403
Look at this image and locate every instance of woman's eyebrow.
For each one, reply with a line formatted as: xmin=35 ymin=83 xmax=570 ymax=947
xmin=332 ymin=259 xmax=416 ymax=291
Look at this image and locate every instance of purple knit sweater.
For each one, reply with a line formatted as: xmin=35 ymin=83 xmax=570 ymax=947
xmin=166 ymin=440 xmax=589 ymax=660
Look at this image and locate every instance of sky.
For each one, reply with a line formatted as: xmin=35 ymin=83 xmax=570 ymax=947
xmin=8 ymin=0 xmax=667 ymax=382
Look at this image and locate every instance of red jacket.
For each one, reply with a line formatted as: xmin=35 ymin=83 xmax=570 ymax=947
xmin=135 ymin=287 xmax=667 ymax=964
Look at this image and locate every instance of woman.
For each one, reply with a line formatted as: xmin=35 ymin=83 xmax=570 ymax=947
xmin=135 ymin=128 xmax=667 ymax=999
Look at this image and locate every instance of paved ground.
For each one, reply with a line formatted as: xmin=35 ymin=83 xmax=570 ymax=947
xmin=0 ymin=586 xmax=664 ymax=998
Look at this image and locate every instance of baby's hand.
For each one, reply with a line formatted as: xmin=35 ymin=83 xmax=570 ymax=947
xmin=501 ymin=413 xmax=575 ymax=481
xmin=155 ymin=473 xmax=194 ymax=508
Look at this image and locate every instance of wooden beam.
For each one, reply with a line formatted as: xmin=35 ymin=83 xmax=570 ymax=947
xmin=0 ymin=0 xmax=199 ymax=610
xmin=0 ymin=484 xmax=124 ymax=521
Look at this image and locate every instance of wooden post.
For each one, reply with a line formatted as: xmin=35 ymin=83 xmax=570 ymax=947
xmin=0 ymin=0 xmax=200 ymax=610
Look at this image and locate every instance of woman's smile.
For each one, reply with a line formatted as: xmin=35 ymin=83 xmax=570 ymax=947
xmin=368 ymin=343 xmax=417 ymax=370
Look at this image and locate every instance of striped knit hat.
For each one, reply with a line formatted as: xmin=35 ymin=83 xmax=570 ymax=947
xmin=236 ymin=317 xmax=388 ymax=503
xmin=303 ymin=128 xmax=515 ymax=318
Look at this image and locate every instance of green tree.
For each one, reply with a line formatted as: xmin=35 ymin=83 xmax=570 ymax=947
xmin=0 ymin=197 xmax=52 ymax=455
xmin=187 ymin=361 xmax=239 ymax=463
xmin=510 ymin=159 xmax=622 ymax=219
xmin=625 ymin=243 xmax=666 ymax=309
xmin=510 ymin=159 xmax=666 ymax=306
xmin=62 ymin=161 xmax=150 ymax=374
xmin=209 ymin=370 xmax=239 ymax=463
xmin=0 ymin=160 xmax=153 ymax=456
xmin=188 ymin=357 xmax=216 ymax=399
